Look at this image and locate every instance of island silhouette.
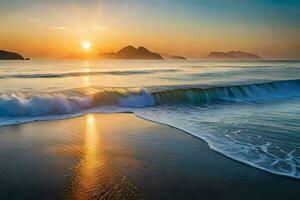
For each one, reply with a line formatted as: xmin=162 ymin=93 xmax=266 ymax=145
xmin=98 ymin=45 xmax=163 ymax=60
xmin=0 ymin=50 xmax=28 ymax=60
xmin=207 ymin=51 xmax=261 ymax=60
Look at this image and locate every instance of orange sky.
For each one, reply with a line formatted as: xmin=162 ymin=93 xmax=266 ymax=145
xmin=1 ymin=0 xmax=299 ymax=59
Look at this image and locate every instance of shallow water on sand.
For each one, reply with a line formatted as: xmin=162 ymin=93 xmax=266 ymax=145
xmin=0 ymin=115 xmax=145 ymax=199
xmin=1 ymin=114 xmax=300 ymax=200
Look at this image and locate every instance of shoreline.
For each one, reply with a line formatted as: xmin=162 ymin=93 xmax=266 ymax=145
xmin=0 ymin=113 xmax=299 ymax=200
xmin=135 ymin=114 xmax=300 ymax=181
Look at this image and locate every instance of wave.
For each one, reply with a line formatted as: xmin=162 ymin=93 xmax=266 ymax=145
xmin=152 ymin=79 xmax=300 ymax=104
xmin=0 ymin=88 xmax=153 ymax=117
xmin=0 ymin=79 xmax=300 ymax=119
xmin=0 ymin=69 xmax=180 ymax=79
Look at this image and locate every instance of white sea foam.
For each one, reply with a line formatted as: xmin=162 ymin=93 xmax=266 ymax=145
xmin=0 ymin=93 xmax=92 ymax=117
xmin=119 ymin=89 xmax=155 ymax=107
xmin=134 ymin=101 xmax=300 ymax=180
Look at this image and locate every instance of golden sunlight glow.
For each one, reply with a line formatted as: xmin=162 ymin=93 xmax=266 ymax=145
xmin=82 ymin=41 xmax=91 ymax=50
xmin=76 ymin=114 xmax=100 ymax=199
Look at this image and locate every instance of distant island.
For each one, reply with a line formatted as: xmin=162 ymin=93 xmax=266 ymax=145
xmin=160 ymin=53 xmax=186 ymax=60
xmin=207 ymin=51 xmax=261 ymax=60
xmin=0 ymin=50 xmax=29 ymax=60
xmin=98 ymin=45 xmax=163 ymax=60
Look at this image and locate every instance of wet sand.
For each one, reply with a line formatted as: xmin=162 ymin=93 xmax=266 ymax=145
xmin=0 ymin=113 xmax=299 ymax=200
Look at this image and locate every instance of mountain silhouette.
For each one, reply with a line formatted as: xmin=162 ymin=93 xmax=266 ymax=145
xmin=98 ymin=45 xmax=163 ymax=60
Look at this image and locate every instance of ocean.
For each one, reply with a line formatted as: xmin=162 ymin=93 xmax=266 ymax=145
xmin=0 ymin=59 xmax=300 ymax=179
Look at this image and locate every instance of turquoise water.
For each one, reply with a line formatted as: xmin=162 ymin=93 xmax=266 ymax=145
xmin=0 ymin=60 xmax=300 ymax=179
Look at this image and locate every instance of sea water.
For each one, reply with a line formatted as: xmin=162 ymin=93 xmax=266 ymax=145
xmin=0 ymin=59 xmax=300 ymax=179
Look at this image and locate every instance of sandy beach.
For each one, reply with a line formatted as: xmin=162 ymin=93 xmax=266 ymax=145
xmin=0 ymin=113 xmax=299 ymax=200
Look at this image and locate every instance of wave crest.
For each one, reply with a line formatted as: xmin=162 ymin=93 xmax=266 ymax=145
xmin=0 ymin=93 xmax=92 ymax=117
xmin=0 ymin=79 xmax=300 ymax=118
xmin=152 ymin=79 xmax=300 ymax=104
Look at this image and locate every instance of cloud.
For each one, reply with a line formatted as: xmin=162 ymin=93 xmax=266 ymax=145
xmin=52 ymin=26 xmax=70 ymax=30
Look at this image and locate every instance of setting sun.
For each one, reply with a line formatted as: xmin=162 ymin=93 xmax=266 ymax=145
xmin=82 ymin=41 xmax=91 ymax=50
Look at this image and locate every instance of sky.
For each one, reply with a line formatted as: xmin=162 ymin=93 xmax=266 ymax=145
xmin=0 ymin=0 xmax=299 ymax=59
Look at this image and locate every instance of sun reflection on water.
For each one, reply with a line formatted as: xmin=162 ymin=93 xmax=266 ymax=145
xmin=67 ymin=114 xmax=103 ymax=200
xmin=81 ymin=115 xmax=100 ymax=197
xmin=62 ymin=115 xmax=143 ymax=199
xmin=83 ymin=61 xmax=91 ymax=86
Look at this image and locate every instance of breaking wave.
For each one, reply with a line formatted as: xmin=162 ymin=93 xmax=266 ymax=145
xmin=152 ymin=79 xmax=300 ymax=104
xmin=0 ymin=79 xmax=300 ymax=120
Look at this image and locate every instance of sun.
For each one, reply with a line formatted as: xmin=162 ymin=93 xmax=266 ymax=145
xmin=82 ymin=41 xmax=91 ymax=50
